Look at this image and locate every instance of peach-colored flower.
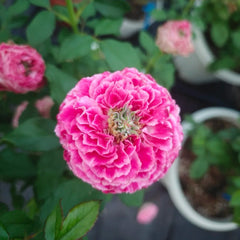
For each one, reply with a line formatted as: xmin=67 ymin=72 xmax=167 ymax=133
xmin=137 ymin=202 xmax=159 ymax=224
xmin=35 ymin=96 xmax=54 ymax=118
xmin=0 ymin=42 xmax=45 ymax=93
xmin=55 ymin=68 xmax=183 ymax=194
xmin=156 ymin=20 xmax=194 ymax=56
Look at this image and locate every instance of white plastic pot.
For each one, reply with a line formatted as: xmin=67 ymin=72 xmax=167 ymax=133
xmin=162 ymin=107 xmax=239 ymax=231
xmin=174 ymin=27 xmax=240 ymax=85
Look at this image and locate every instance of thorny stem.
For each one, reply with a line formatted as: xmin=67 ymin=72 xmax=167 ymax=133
xmin=66 ymin=0 xmax=79 ymax=33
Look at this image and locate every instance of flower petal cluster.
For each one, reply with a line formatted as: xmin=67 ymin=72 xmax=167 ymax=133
xmin=55 ymin=68 xmax=183 ymax=193
xmin=0 ymin=42 xmax=45 ymax=93
xmin=156 ymin=20 xmax=194 ymax=56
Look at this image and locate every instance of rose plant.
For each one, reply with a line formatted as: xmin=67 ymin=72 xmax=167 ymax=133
xmin=0 ymin=0 xmax=185 ymax=239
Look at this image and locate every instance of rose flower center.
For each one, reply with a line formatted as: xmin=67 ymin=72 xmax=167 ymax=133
xmin=108 ymin=106 xmax=141 ymax=142
xmin=21 ymin=60 xmax=32 ymax=76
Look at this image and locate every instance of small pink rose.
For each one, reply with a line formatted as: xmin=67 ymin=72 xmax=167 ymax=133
xmin=0 ymin=42 xmax=45 ymax=94
xmin=137 ymin=202 xmax=159 ymax=224
xmin=156 ymin=20 xmax=194 ymax=56
xmin=35 ymin=96 xmax=54 ymax=119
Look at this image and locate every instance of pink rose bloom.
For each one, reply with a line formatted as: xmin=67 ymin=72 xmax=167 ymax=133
xmin=55 ymin=68 xmax=183 ymax=194
xmin=12 ymin=101 xmax=29 ymax=128
xmin=0 ymin=42 xmax=45 ymax=93
xmin=137 ymin=202 xmax=159 ymax=224
xmin=156 ymin=20 xmax=194 ymax=56
xmin=35 ymin=96 xmax=54 ymax=118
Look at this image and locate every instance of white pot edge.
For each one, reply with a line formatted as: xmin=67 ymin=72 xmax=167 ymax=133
xmin=162 ymin=107 xmax=239 ymax=231
xmin=194 ymin=27 xmax=240 ymax=86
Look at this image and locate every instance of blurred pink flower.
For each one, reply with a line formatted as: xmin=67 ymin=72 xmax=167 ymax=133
xmin=137 ymin=202 xmax=159 ymax=224
xmin=0 ymin=42 xmax=45 ymax=93
xmin=12 ymin=101 xmax=29 ymax=128
xmin=55 ymin=68 xmax=183 ymax=194
xmin=12 ymin=96 xmax=54 ymax=127
xmin=35 ymin=96 xmax=54 ymax=118
xmin=156 ymin=20 xmax=194 ymax=56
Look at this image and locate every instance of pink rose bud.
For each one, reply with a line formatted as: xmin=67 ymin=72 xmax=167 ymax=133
xmin=55 ymin=68 xmax=183 ymax=194
xmin=35 ymin=96 xmax=54 ymax=119
xmin=137 ymin=202 xmax=159 ymax=224
xmin=0 ymin=42 xmax=45 ymax=94
xmin=156 ymin=20 xmax=194 ymax=56
xmin=12 ymin=101 xmax=29 ymax=128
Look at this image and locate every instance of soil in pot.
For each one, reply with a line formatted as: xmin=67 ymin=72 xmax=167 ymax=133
xmin=179 ymin=118 xmax=233 ymax=220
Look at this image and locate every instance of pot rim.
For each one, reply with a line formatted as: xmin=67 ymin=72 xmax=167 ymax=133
xmin=193 ymin=27 xmax=240 ymax=85
xmin=162 ymin=107 xmax=239 ymax=231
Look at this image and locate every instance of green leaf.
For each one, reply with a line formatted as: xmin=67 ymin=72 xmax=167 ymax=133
xmin=3 ymin=118 xmax=60 ymax=152
xmin=0 ymin=224 xmax=9 ymax=240
xmin=0 ymin=148 xmax=36 ymax=179
xmin=27 ymin=10 xmax=56 ymax=46
xmin=151 ymin=9 xmax=167 ymax=21
xmin=189 ymin=157 xmax=209 ymax=179
xmin=101 ymin=39 xmax=141 ymax=71
xmin=94 ymin=0 xmax=129 ymax=18
xmin=152 ymin=60 xmax=175 ymax=89
xmin=39 ymin=179 xmax=108 ymax=223
xmin=139 ymin=31 xmax=156 ymax=55
xmin=0 ymin=203 xmax=9 ymax=215
xmin=230 ymin=190 xmax=240 ymax=207
xmin=209 ymin=57 xmax=236 ymax=71
xmin=8 ymin=0 xmax=29 ymax=16
xmin=58 ymin=34 xmax=93 ymax=62
xmin=46 ymin=64 xmax=78 ymax=104
xmin=119 ymin=190 xmax=144 ymax=207
xmin=0 ymin=210 xmax=33 ymax=238
xmin=45 ymin=202 xmax=62 ymax=240
xmin=29 ymin=0 xmax=50 ymax=8
xmin=210 ymin=22 xmax=229 ymax=47
xmin=35 ymin=150 xmax=66 ymax=200
xmin=233 ymin=206 xmax=240 ymax=225
xmin=94 ymin=18 xmax=122 ymax=36
xmin=57 ymin=201 xmax=100 ymax=240
xmin=232 ymin=30 xmax=240 ymax=49
xmin=81 ymin=2 xmax=96 ymax=20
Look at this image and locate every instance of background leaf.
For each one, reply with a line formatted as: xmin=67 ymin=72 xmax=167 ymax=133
xmin=0 ymin=148 xmax=36 ymax=180
xmin=46 ymin=64 xmax=78 ymax=105
xmin=58 ymin=34 xmax=93 ymax=62
xmin=119 ymin=190 xmax=144 ymax=207
xmin=27 ymin=10 xmax=56 ymax=46
xmin=0 ymin=210 xmax=33 ymax=238
xmin=3 ymin=118 xmax=60 ymax=152
xmin=35 ymin=150 xmax=66 ymax=201
xmin=139 ymin=31 xmax=156 ymax=55
xmin=93 ymin=18 xmax=122 ymax=36
xmin=94 ymin=0 xmax=129 ymax=18
xmin=0 ymin=224 xmax=9 ymax=240
xmin=210 ymin=22 xmax=229 ymax=47
xmin=29 ymin=0 xmax=50 ymax=8
xmin=101 ymin=39 xmax=141 ymax=71
xmin=190 ymin=157 xmax=209 ymax=179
